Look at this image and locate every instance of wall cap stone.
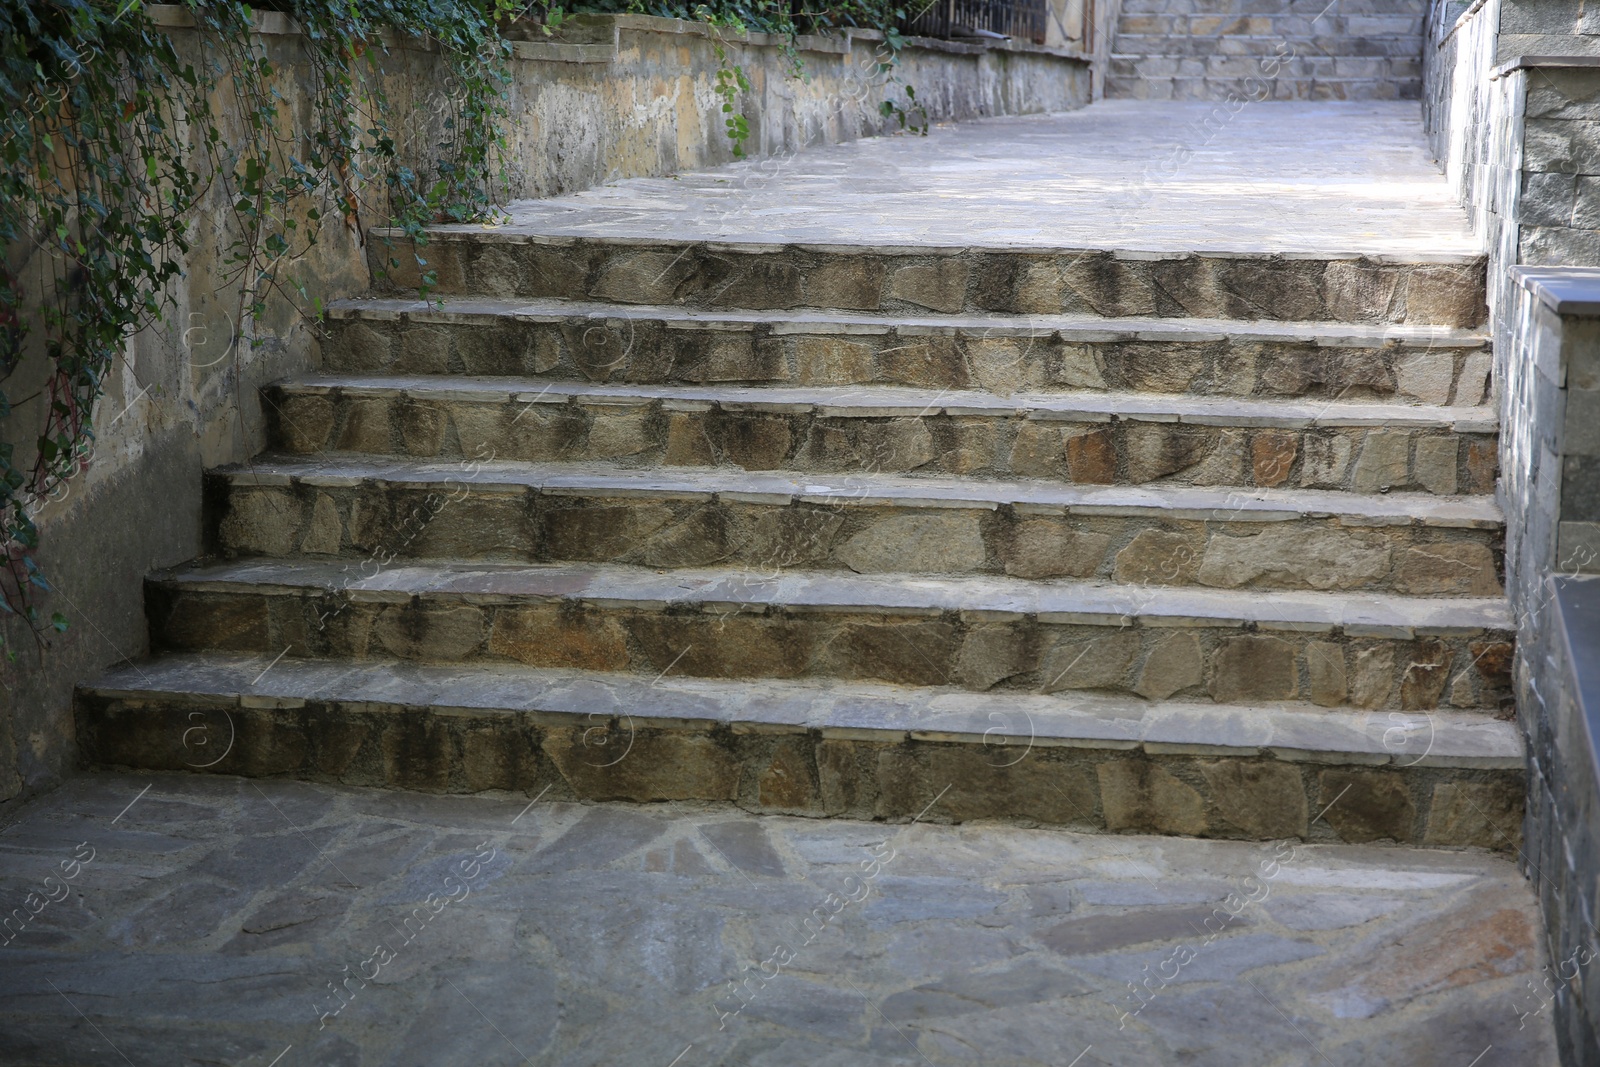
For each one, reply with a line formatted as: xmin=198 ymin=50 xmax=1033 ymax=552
xmin=1492 ymin=54 xmax=1600 ymax=79
xmin=1554 ymin=575 xmax=1600 ymax=776
xmin=1513 ymin=266 xmax=1600 ymax=317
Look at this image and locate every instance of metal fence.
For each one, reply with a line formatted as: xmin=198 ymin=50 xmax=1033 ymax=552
xmin=898 ymin=0 xmax=1050 ymax=45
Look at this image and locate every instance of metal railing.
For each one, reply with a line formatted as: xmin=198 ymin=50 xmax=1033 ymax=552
xmin=899 ymin=0 xmax=1049 ymax=45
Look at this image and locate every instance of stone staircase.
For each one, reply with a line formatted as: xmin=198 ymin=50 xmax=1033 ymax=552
xmin=72 ymin=206 xmax=1526 ymax=849
xmin=1106 ymin=0 xmax=1426 ymax=101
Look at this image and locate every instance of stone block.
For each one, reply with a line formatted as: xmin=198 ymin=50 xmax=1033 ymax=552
xmin=1009 ymin=422 xmax=1067 ymax=478
xmin=397 ymin=401 xmax=448 ymax=457
xmin=1004 ymin=521 xmax=1112 ymax=580
xmin=1251 ymin=430 xmax=1297 ymax=487
xmin=1113 ymin=529 xmax=1202 ymax=585
xmin=888 ymin=260 xmax=970 ymax=313
xmin=1196 ymin=526 xmax=1390 ymax=591
xmin=664 ymin=412 xmax=716 ymax=466
xmin=955 ymin=624 xmax=1035 ymax=690
xmin=1395 ymin=349 xmax=1455 ymax=405
xmin=826 ymin=619 xmax=961 ymax=687
xmin=794 ymin=336 xmax=875 ymax=384
xmin=1394 ymin=543 xmax=1501 ymax=596
xmin=1465 ymin=439 xmax=1498 ymax=493
xmin=219 ymin=489 xmax=304 ymax=557
xmin=374 ymin=603 xmax=487 ymax=661
xmin=1423 ymin=779 xmax=1523 ymax=849
xmin=628 ymin=615 xmax=813 ymax=679
xmin=706 ymin=258 xmax=803 ymax=309
xmin=1306 ymin=641 xmax=1347 ymax=707
xmin=1134 ymin=634 xmax=1204 ymax=700
xmin=1125 ymin=423 xmax=1212 ymax=481
xmin=757 ymin=737 xmax=819 ymax=811
xmin=300 ymin=494 xmax=343 ymax=556
xmin=1301 ymin=433 xmax=1354 ymax=488
xmin=489 ymin=607 xmax=630 ymax=670
xmin=878 ymin=747 xmax=1101 ymax=825
xmin=835 ymin=511 xmax=987 ymax=574
xmin=335 ymin=397 xmax=393 ymax=453
xmin=540 ymin=501 xmax=675 ymax=560
xmin=1199 ymin=760 xmax=1308 ymax=839
xmin=590 ymin=250 xmax=699 ymax=304
xmin=274 ymin=393 xmax=336 ymax=453
xmin=545 ymin=729 xmax=740 ymax=802
xmin=1098 ymin=761 xmax=1208 ymax=835
xmin=1209 ymin=635 xmax=1298 ymax=703
xmin=1351 ymin=430 xmax=1410 ymax=491
xmin=1403 ymin=264 xmax=1485 ymax=327
xmin=802 ymin=258 xmax=885 ymax=310
xmin=1065 ymin=428 xmax=1118 ymax=484
xmin=1413 ymin=437 xmax=1459 ymax=495
xmin=1040 ymin=631 xmax=1141 ymax=692
xmin=1318 ymin=769 xmax=1416 ymax=843
xmin=716 ymin=415 xmax=793 ymax=470
xmin=1350 ymin=645 xmax=1395 ymax=709
xmin=817 ymin=739 xmax=862 ymax=815
xmin=1399 ymin=638 xmax=1453 ymax=711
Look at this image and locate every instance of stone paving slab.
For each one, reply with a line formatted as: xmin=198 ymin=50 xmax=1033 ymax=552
xmin=0 ymin=772 xmax=1556 ymax=1066
xmin=410 ymin=102 xmax=1478 ymax=257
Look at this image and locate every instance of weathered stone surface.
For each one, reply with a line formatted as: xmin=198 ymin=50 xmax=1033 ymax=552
xmin=1301 ymin=433 xmax=1354 ymax=488
xmin=803 ymin=258 xmax=885 ymax=310
xmin=1199 ymin=760 xmax=1307 ymax=839
xmin=794 ymin=335 xmax=875 ymax=383
xmin=1413 ymin=436 xmax=1459 ymax=495
xmin=888 ymin=261 xmax=969 ymax=312
xmin=1399 ymin=638 xmax=1454 ymax=711
xmin=1004 ymin=521 xmax=1112 ymax=580
xmin=1065 ymin=427 xmax=1117 ymax=483
xmin=835 ymin=511 xmax=987 ymax=574
xmin=1113 ymin=529 xmax=1201 ymax=584
xmin=828 ymin=619 xmax=960 ymax=686
xmin=1099 ymin=761 xmax=1208 ymax=835
xmin=1424 ymin=779 xmax=1523 ymax=848
xmin=374 ymin=604 xmax=487 ymax=661
xmin=545 ymin=729 xmax=740 ymax=801
xmin=1306 ymin=641 xmax=1347 ymax=707
xmin=274 ymin=393 xmax=336 ymax=453
xmin=1351 ymin=430 xmax=1411 ymax=491
xmin=1039 ymin=631 xmax=1141 ymax=692
xmin=1394 ymin=543 xmax=1502 ymax=596
xmin=1395 ymin=349 xmax=1456 ymax=404
xmin=1466 ymin=439 xmax=1498 ymax=493
xmin=1319 ymin=769 xmax=1416 ymax=843
xmin=219 ymin=490 xmax=303 ymax=556
xmin=489 ymin=607 xmax=630 ymax=670
xmin=1209 ymin=636 xmax=1297 ymax=703
xmin=1125 ymin=424 xmax=1211 ymax=481
xmin=718 ymin=415 xmax=793 ymax=469
xmin=1196 ymin=526 xmax=1390 ymax=591
xmin=1008 ymin=422 xmax=1066 ymax=477
xmin=877 ymin=747 xmax=1100 ymax=825
xmin=300 ymin=494 xmax=343 ymax=555
xmin=757 ymin=738 xmax=818 ymax=811
xmin=398 ymin=401 xmax=448 ymax=456
xmin=955 ymin=624 xmax=1034 ymax=690
xmin=663 ymin=412 xmax=716 ymax=465
xmin=627 ymin=615 xmax=813 ymax=679
xmin=1251 ymin=430 xmax=1297 ymax=487
xmin=1134 ymin=633 xmax=1204 ymax=699
xmin=1350 ymin=645 xmax=1396 ymax=709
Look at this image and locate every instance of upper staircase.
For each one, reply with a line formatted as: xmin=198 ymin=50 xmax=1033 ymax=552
xmin=75 ymin=102 xmax=1523 ymax=850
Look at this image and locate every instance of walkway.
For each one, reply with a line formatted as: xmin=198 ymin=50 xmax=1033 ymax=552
xmin=0 ymin=772 xmax=1558 ymax=1065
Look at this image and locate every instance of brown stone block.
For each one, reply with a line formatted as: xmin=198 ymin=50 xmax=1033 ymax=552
xmin=1218 ymin=259 xmax=1323 ymax=321
xmin=1199 ymin=760 xmax=1307 ymax=839
xmin=964 ymin=336 xmax=1049 ymax=394
xmin=459 ymin=719 xmax=543 ymax=793
xmin=1394 ymin=543 xmax=1502 ymax=596
xmin=397 ymin=400 xmax=448 ymax=457
xmin=877 ymin=336 xmax=968 ymax=389
xmin=300 ymin=494 xmax=343 ymax=556
xmin=1114 ymin=342 xmax=1206 ymax=394
xmin=1098 ymin=760 xmax=1208 ymax=835
xmin=1125 ymin=423 xmax=1212 ymax=482
xmin=715 ymin=414 xmax=793 ymax=470
xmin=1322 ymin=260 xmax=1400 ymax=322
xmin=1318 ymin=769 xmax=1417 ymax=843
xmin=1065 ymin=428 xmax=1118 ymax=484
xmin=1350 ymin=645 xmax=1396 ymax=709
xmin=1113 ymin=529 xmax=1202 ymax=585
xmin=1040 ymin=631 xmax=1141 ymax=693
xmin=322 ymin=602 xmax=380 ymax=658
xmin=626 ymin=614 xmax=814 ymax=679
xmin=413 ymin=496 xmax=532 ymax=560
xmin=590 ymin=249 xmax=702 ymax=304
xmin=218 ymin=489 xmax=304 ymax=557
xmin=802 ymin=258 xmax=885 ymax=310
xmin=757 ymin=737 xmax=819 ymax=811
xmin=1403 ymin=263 xmax=1487 ymax=327
xmin=1148 ymin=256 xmax=1227 ymax=318
xmin=490 ymin=606 xmax=630 ymax=671
xmin=733 ymin=506 xmax=844 ymax=569
xmin=888 ymin=747 xmax=1100 ymax=825
xmin=538 ymin=501 xmax=675 ymax=561
xmin=1209 ymin=635 xmax=1298 ymax=703
xmin=1306 ymin=641 xmax=1347 ymax=707
xmin=955 ymin=624 xmax=1036 ymax=690
xmin=378 ymin=710 xmax=456 ymax=791
xmin=395 ymin=325 xmax=453 ymax=374
xmin=456 ymin=322 xmax=558 ymax=376
xmin=374 ymin=603 xmax=487 ymax=661
xmin=1004 ymin=519 xmax=1112 ymax=580
xmin=273 ymin=393 xmax=336 ymax=453
xmin=705 ymin=256 xmax=803 ymax=309
xmin=835 ymin=511 xmax=987 ymax=575
xmin=817 ymin=739 xmax=863 ymax=815
xmin=626 ymin=507 xmax=731 ymax=568
xmin=827 ymin=619 xmax=960 ymax=686
xmin=1423 ymin=778 xmax=1523 ymax=849
xmin=545 ymin=728 xmax=740 ymax=802
xmin=1399 ymin=638 xmax=1454 ymax=710
xmin=663 ymin=412 xmax=716 ymax=466
xmin=230 ymin=706 xmax=319 ymax=778
xmin=1251 ymin=430 xmax=1298 ymax=487
xmin=157 ymin=593 xmax=269 ymax=653
xmin=584 ymin=409 xmax=654 ymax=460
xmin=888 ymin=260 xmax=969 ymax=313
xmin=1466 ymin=439 xmax=1498 ymax=494
xmin=1008 ymin=422 xmax=1067 ymax=478
xmin=1134 ymin=634 xmax=1204 ymax=700
xmin=1469 ymin=640 xmax=1514 ymax=688
xmin=518 ymin=245 xmax=592 ymax=300
xmin=325 ymin=321 xmax=394 ymax=371
xmin=793 ymin=335 xmax=874 ymax=384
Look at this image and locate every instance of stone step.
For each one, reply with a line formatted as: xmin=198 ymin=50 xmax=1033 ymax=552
xmin=367 ymin=233 xmax=1486 ymax=327
xmin=75 ymin=652 xmax=1523 ymax=848
xmin=146 ymin=558 xmax=1515 ymax=712
xmin=212 ymin=455 xmax=1506 ymax=599
xmin=321 ymin=296 xmax=1494 ymax=401
xmin=266 ymin=373 xmax=1499 ymax=496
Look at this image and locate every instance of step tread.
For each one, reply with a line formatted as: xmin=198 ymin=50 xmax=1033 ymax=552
xmin=161 ymin=557 xmax=1514 ymax=634
xmin=327 ymin=296 xmax=1490 ymax=347
xmin=83 ymin=652 xmax=1523 ymax=768
xmin=220 ymin=453 xmax=1505 ymax=529
xmin=276 ymin=372 xmax=1500 ymax=430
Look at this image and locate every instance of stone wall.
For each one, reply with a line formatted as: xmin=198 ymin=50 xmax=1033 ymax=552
xmin=0 ymin=9 xmax=1089 ymax=811
xmin=1427 ymin=1 xmax=1600 ymax=1060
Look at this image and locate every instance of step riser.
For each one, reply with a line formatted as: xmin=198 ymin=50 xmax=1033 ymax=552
xmin=371 ymin=238 xmax=1487 ymax=327
xmin=267 ymin=387 xmax=1499 ymax=497
xmin=213 ymin=480 xmax=1506 ymax=598
xmin=147 ymin=584 xmax=1514 ymax=712
xmin=73 ymin=690 xmax=1521 ymax=850
xmin=321 ymin=313 xmax=1493 ymax=403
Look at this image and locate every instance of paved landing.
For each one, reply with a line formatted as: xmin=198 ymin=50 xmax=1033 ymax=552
xmin=462 ymin=101 xmax=1479 ymax=257
xmin=0 ymin=773 xmax=1557 ymax=1066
